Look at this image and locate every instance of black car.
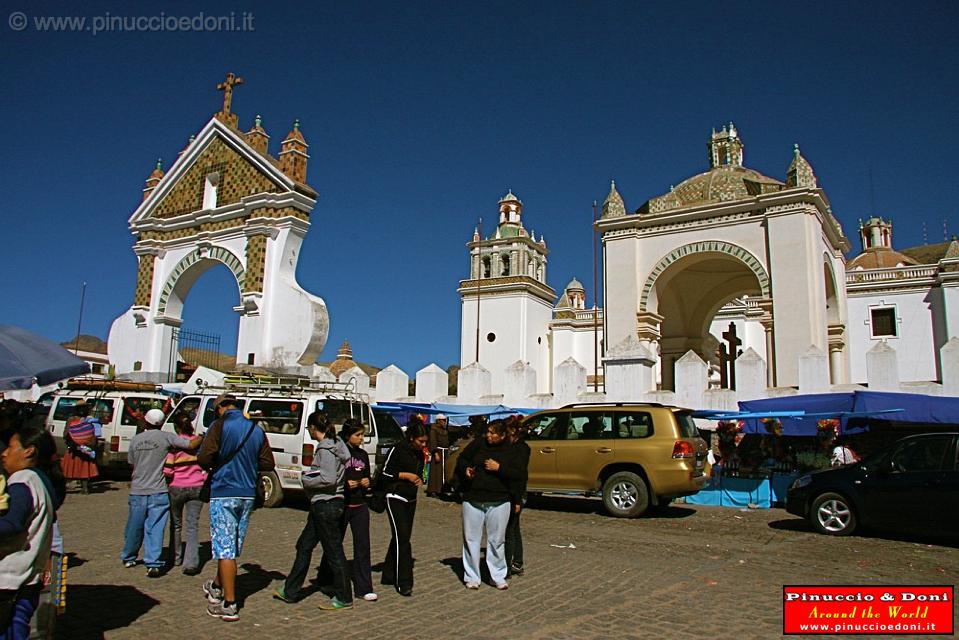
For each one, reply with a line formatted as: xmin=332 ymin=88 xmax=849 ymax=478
xmin=786 ymin=432 xmax=959 ymax=536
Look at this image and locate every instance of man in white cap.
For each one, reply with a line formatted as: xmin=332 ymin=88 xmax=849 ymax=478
xmin=121 ymin=407 xmax=202 ymax=578
xmin=426 ymin=414 xmax=450 ymax=497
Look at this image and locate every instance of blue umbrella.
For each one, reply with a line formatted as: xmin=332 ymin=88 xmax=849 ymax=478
xmin=0 ymin=324 xmax=91 ymax=390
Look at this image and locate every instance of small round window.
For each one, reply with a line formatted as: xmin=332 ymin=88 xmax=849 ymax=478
xmin=487 ymin=332 xmax=496 ymax=342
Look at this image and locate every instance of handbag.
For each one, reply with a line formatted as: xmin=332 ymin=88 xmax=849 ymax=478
xmin=199 ymin=420 xmax=259 ymax=503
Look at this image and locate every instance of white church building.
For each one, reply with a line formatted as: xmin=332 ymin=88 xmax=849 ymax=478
xmin=459 ymin=124 xmax=959 ymax=399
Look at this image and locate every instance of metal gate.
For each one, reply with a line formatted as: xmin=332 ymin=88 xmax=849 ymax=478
xmin=168 ymin=327 xmax=222 ymax=382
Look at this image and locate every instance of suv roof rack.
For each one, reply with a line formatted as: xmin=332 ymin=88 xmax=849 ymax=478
xmin=558 ymin=402 xmax=668 ymax=409
xmin=198 ymin=373 xmax=369 ymax=402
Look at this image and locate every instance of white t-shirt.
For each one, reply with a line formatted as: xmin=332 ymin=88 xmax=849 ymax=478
xmin=831 ymin=445 xmax=858 ymax=467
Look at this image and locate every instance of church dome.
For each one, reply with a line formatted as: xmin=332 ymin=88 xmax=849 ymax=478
xmin=499 ymin=189 xmax=521 ymax=204
xmin=329 ymin=339 xmax=357 ymax=378
xmin=566 ymin=277 xmax=584 ymax=292
xmin=640 ymin=166 xmax=784 ymax=214
xmin=847 ymin=247 xmax=920 ymax=270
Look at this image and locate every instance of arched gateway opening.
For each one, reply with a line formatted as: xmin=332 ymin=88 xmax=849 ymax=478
xmin=642 ymin=243 xmax=770 ymax=390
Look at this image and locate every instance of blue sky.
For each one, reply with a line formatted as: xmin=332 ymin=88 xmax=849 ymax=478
xmin=2 ymin=1 xmax=958 ymax=375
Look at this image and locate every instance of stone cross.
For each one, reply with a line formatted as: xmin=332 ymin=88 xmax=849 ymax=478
xmin=217 ymin=72 xmax=244 ymax=115
xmin=722 ymin=322 xmax=742 ymax=390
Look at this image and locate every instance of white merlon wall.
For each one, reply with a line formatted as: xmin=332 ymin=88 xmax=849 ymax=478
xmin=338 ymin=365 xmax=370 ymax=397
xmin=458 ymin=362 xmax=491 ymax=404
xmin=798 ymin=345 xmax=829 ymax=394
xmin=415 ymin=363 xmax=448 ymax=403
xmin=373 ymin=365 xmax=408 ymax=402
xmin=367 ymin=338 xmax=959 ymax=411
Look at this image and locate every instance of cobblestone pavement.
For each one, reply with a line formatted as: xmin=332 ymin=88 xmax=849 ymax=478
xmin=54 ymin=481 xmax=957 ymax=639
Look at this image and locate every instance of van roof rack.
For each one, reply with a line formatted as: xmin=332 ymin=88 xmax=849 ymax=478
xmin=64 ymin=378 xmax=163 ymax=393
xmin=199 ymin=373 xmax=368 ymax=401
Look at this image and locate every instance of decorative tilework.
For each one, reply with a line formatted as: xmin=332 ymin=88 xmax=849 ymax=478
xmin=134 ymin=254 xmax=156 ymax=307
xmin=244 ymin=234 xmax=267 ymax=293
xmin=152 ymin=138 xmax=284 ymax=220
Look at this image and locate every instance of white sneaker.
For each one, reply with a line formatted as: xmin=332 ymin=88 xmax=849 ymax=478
xmin=362 ymin=593 xmax=378 ymax=601
xmin=494 ymin=582 xmax=509 ymax=590
xmin=465 ymin=582 xmax=480 ymax=590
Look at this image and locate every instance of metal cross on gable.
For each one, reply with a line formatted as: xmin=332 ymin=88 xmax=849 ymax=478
xmin=217 ymin=72 xmax=244 ymax=115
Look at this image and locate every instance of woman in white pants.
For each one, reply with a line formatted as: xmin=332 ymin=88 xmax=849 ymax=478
xmin=454 ymin=419 xmax=525 ymax=590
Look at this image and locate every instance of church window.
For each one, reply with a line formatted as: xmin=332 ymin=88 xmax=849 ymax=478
xmin=501 ymin=254 xmax=510 ymax=276
xmin=482 ymin=257 xmax=491 ymax=279
xmin=487 ymin=332 xmax=496 ymax=342
xmin=203 ymin=172 xmax=220 ymax=210
xmin=870 ymin=307 xmax=897 ymax=338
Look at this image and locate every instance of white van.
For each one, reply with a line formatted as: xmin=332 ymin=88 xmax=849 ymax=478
xmin=43 ymin=379 xmax=176 ymax=469
xmin=165 ymin=374 xmax=404 ymax=508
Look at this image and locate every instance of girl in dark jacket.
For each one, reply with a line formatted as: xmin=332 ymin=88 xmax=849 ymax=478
xmin=380 ymin=418 xmax=428 ymax=596
xmin=504 ymin=417 xmax=530 ymax=576
xmin=455 ymin=418 xmax=526 ymax=590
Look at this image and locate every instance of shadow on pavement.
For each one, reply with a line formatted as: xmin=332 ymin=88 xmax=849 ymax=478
xmin=56 ymin=584 xmax=159 ymax=639
xmin=440 ymin=556 xmax=465 ymax=582
xmin=236 ymin=562 xmax=286 ymax=605
xmin=526 ymin=495 xmax=696 ymax=519
xmin=768 ymin=517 xmax=959 ymax=548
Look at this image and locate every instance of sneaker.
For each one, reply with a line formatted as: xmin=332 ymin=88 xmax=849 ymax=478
xmin=510 ymin=564 xmax=525 ymax=577
xmin=362 ymin=593 xmax=378 ymax=602
xmin=273 ymin=586 xmax=296 ymax=604
xmin=318 ymin=597 xmax=353 ymax=610
xmin=494 ymin=582 xmax=509 ymax=590
xmin=207 ymin=600 xmax=239 ymax=622
xmin=182 ymin=567 xmax=201 ymax=576
xmin=123 ymin=560 xmax=137 ymax=568
xmin=397 ymin=587 xmax=413 ymax=597
xmin=203 ymin=579 xmax=224 ymax=604
xmin=464 ymin=581 xmax=480 ymax=590
xmin=146 ymin=567 xmax=162 ymax=578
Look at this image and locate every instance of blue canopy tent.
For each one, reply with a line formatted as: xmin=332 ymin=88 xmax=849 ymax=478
xmin=372 ymin=402 xmax=536 ymax=426
xmin=737 ymin=390 xmax=959 ymax=435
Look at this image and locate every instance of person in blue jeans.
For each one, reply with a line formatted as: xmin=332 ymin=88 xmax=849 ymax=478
xmin=121 ymin=409 xmax=200 ymax=578
xmin=273 ymin=411 xmax=353 ymax=610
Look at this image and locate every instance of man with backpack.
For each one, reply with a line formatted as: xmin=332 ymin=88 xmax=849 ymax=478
xmin=197 ymin=394 xmax=275 ymax=622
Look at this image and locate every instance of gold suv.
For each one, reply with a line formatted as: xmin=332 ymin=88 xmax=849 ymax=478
xmin=522 ymin=403 xmax=708 ymax=517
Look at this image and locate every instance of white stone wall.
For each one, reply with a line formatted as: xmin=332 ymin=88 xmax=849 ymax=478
xmin=846 ymin=290 xmax=939 ymax=384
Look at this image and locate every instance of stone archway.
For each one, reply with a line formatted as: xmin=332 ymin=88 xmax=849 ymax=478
xmin=157 ymin=247 xmax=245 ymax=316
xmin=640 ymin=241 xmax=770 ymax=313
xmin=108 ymin=110 xmax=330 ymax=380
xmin=641 ymin=242 xmax=771 ymax=390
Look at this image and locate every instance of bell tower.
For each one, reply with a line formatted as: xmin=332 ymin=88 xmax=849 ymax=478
xmin=459 ymin=190 xmax=555 ymax=393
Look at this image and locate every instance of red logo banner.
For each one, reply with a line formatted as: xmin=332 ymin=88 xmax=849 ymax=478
xmin=783 ymin=586 xmax=954 ymax=635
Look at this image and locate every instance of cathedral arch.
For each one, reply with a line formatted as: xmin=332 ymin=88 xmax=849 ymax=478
xmin=157 ymin=246 xmax=246 ymax=317
xmin=640 ymin=241 xmax=770 ymax=313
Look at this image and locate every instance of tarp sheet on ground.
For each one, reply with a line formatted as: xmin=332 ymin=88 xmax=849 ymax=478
xmin=372 ymin=402 xmax=536 ymax=426
xmin=737 ymin=390 xmax=959 ymax=436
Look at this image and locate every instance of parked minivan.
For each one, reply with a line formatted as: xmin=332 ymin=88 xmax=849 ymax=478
xmin=43 ymin=379 xmax=175 ymax=469
xmin=166 ymin=374 xmax=403 ymax=508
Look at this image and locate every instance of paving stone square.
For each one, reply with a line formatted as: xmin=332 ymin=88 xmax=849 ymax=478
xmin=54 ymin=481 xmax=958 ymax=639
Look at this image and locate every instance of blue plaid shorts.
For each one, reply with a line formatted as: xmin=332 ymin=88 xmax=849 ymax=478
xmin=209 ymin=498 xmax=254 ymax=559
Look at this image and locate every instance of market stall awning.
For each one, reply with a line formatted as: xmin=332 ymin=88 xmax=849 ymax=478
xmin=372 ymin=402 xmax=536 ymax=426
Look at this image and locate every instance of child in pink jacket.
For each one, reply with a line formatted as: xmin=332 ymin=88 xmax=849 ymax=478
xmin=163 ymin=413 xmax=207 ymax=575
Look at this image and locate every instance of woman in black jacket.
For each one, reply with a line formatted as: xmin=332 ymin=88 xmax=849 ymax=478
xmin=455 ymin=418 xmax=526 ymax=590
xmin=380 ymin=418 xmax=428 ymax=596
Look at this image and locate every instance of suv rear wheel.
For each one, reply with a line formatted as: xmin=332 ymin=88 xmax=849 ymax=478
xmin=259 ymin=471 xmax=284 ymax=508
xmin=810 ymin=492 xmax=856 ymax=536
xmin=602 ymin=471 xmax=649 ymax=518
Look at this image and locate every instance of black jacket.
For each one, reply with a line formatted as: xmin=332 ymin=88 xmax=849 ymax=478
xmin=455 ymin=438 xmax=527 ymax=504
xmin=382 ymin=441 xmax=425 ymax=502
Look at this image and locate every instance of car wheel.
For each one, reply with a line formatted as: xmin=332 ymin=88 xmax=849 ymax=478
xmin=602 ymin=471 xmax=649 ymax=518
xmin=810 ymin=492 xmax=857 ymax=536
xmin=259 ymin=471 xmax=284 ymax=508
